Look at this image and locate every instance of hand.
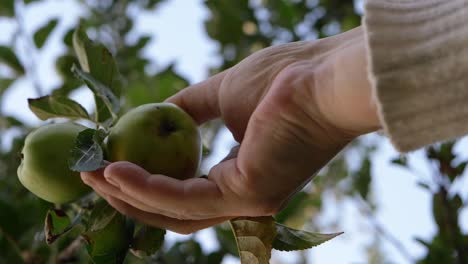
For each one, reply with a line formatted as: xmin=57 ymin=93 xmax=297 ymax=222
xmin=81 ymin=26 xmax=381 ymax=234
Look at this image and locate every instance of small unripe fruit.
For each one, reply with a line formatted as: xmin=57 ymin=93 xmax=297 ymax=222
xmin=107 ymin=103 xmax=201 ymax=180
xmin=17 ymin=122 xmax=91 ymax=204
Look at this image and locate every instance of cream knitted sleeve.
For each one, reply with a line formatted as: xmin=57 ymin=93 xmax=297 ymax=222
xmin=363 ymin=0 xmax=468 ymax=152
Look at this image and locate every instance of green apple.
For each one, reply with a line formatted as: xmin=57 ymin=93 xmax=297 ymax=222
xmin=107 ymin=103 xmax=201 ymax=180
xmin=17 ymin=122 xmax=91 ymax=204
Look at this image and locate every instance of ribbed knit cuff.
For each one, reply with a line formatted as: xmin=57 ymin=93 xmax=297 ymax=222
xmin=363 ymin=0 xmax=468 ymax=152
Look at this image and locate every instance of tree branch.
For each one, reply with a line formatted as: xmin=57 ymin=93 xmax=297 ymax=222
xmin=438 ymin=187 xmax=466 ymax=264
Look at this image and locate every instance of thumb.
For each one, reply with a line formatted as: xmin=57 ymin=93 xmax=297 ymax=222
xmin=165 ymin=70 xmax=227 ymax=124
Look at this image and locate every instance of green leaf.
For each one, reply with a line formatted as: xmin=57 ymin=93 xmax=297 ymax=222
xmin=87 ymin=199 xmax=118 ymax=231
xmin=68 ymin=128 xmax=107 ymax=172
xmin=449 ymin=161 xmax=467 ymax=182
xmin=33 ymin=18 xmax=59 ymax=49
xmin=0 ymin=0 xmax=14 ymax=17
xmin=28 ymin=95 xmax=90 ymax=121
xmin=451 ymin=194 xmax=463 ymax=212
xmin=417 ymin=181 xmax=432 ymax=191
xmin=45 ymin=209 xmax=71 ymax=240
xmin=130 ymin=225 xmax=165 ymax=258
xmin=267 ymin=0 xmax=302 ymax=30
xmin=141 ymin=0 xmax=164 ymax=9
xmin=0 ymin=46 xmax=25 ymax=75
xmin=206 ymin=251 xmax=225 ymax=263
xmin=71 ymin=65 xmax=119 ymax=123
xmin=0 ymin=198 xmax=24 ymax=262
xmin=88 ymin=254 xmax=123 ymax=264
xmin=274 ymin=191 xmax=319 ymax=226
xmin=391 ymin=155 xmax=408 ymax=167
xmin=215 ymin=224 xmax=239 ymax=256
xmin=115 ymin=35 xmax=152 ymax=75
xmin=230 ymin=216 xmax=277 ymax=264
xmin=432 ymin=191 xmax=446 ymax=233
xmin=51 ymin=78 xmax=82 ymax=97
xmin=44 ymin=209 xmax=74 ymax=244
xmin=63 ymin=28 xmax=75 ymax=47
xmin=318 ymin=155 xmax=349 ymax=185
xmin=205 ymin=0 xmax=255 ymax=45
xmin=427 ymin=142 xmax=456 ymax=163
xmin=415 ymin=234 xmax=456 ymax=264
xmin=0 ymin=116 xmax=23 ymax=130
xmin=83 ymin=200 xmax=133 ymax=264
xmin=72 ymin=26 xmax=122 ymax=123
xmin=273 ymin=223 xmax=343 ymax=251
xmin=55 ymin=54 xmax=77 ymax=77
xmin=162 ymin=239 xmax=205 ymax=264
xmin=353 ymin=157 xmax=372 ymax=200
xmin=202 ymin=144 xmax=211 ymax=156
xmin=439 ymin=141 xmax=456 ymax=163
xmin=124 ymin=65 xmax=189 ymax=109
xmin=0 ymin=78 xmax=15 ymax=98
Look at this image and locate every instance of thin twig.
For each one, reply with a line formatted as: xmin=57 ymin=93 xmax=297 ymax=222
xmin=356 ymin=197 xmax=415 ymax=263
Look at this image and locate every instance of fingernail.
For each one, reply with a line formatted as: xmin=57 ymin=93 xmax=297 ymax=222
xmin=105 ymin=177 xmax=120 ymax=189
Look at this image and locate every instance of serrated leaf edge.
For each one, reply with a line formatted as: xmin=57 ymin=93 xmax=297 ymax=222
xmin=273 ymin=223 xmax=343 ymax=252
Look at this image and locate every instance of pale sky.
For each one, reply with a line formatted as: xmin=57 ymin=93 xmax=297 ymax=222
xmin=0 ymin=0 xmax=466 ymax=263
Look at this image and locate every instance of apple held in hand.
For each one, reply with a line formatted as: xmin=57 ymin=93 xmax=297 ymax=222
xmin=17 ymin=122 xmax=91 ymax=204
xmin=107 ymin=103 xmax=202 ymax=180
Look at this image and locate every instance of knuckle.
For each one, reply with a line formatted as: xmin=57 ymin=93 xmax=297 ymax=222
xmin=271 ymin=62 xmax=316 ymax=107
xmin=278 ymin=62 xmax=312 ymax=85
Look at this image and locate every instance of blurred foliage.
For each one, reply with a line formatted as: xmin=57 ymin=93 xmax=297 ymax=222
xmin=0 ymin=0 xmax=466 ymax=263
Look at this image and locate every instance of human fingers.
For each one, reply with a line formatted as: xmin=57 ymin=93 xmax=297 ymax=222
xmin=101 ymin=161 xmax=228 ymax=219
xmin=105 ymin=195 xmax=231 ymax=234
xmin=166 ymin=70 xmax=227 ymax=124
xmin=81 ymin=169 xmax=184 ymax=219
xmin=102 ymin=159 xmax=277 ymax=220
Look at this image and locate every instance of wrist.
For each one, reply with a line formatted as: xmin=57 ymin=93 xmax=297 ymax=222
xmin=313 ymin=27 xmax=382 ymax=138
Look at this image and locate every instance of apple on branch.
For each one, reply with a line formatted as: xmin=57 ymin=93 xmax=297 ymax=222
xmin=17 ymin=122 xmax=92 ymax=204
xmin=107 ymin=103 xmax=202 ymax=180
